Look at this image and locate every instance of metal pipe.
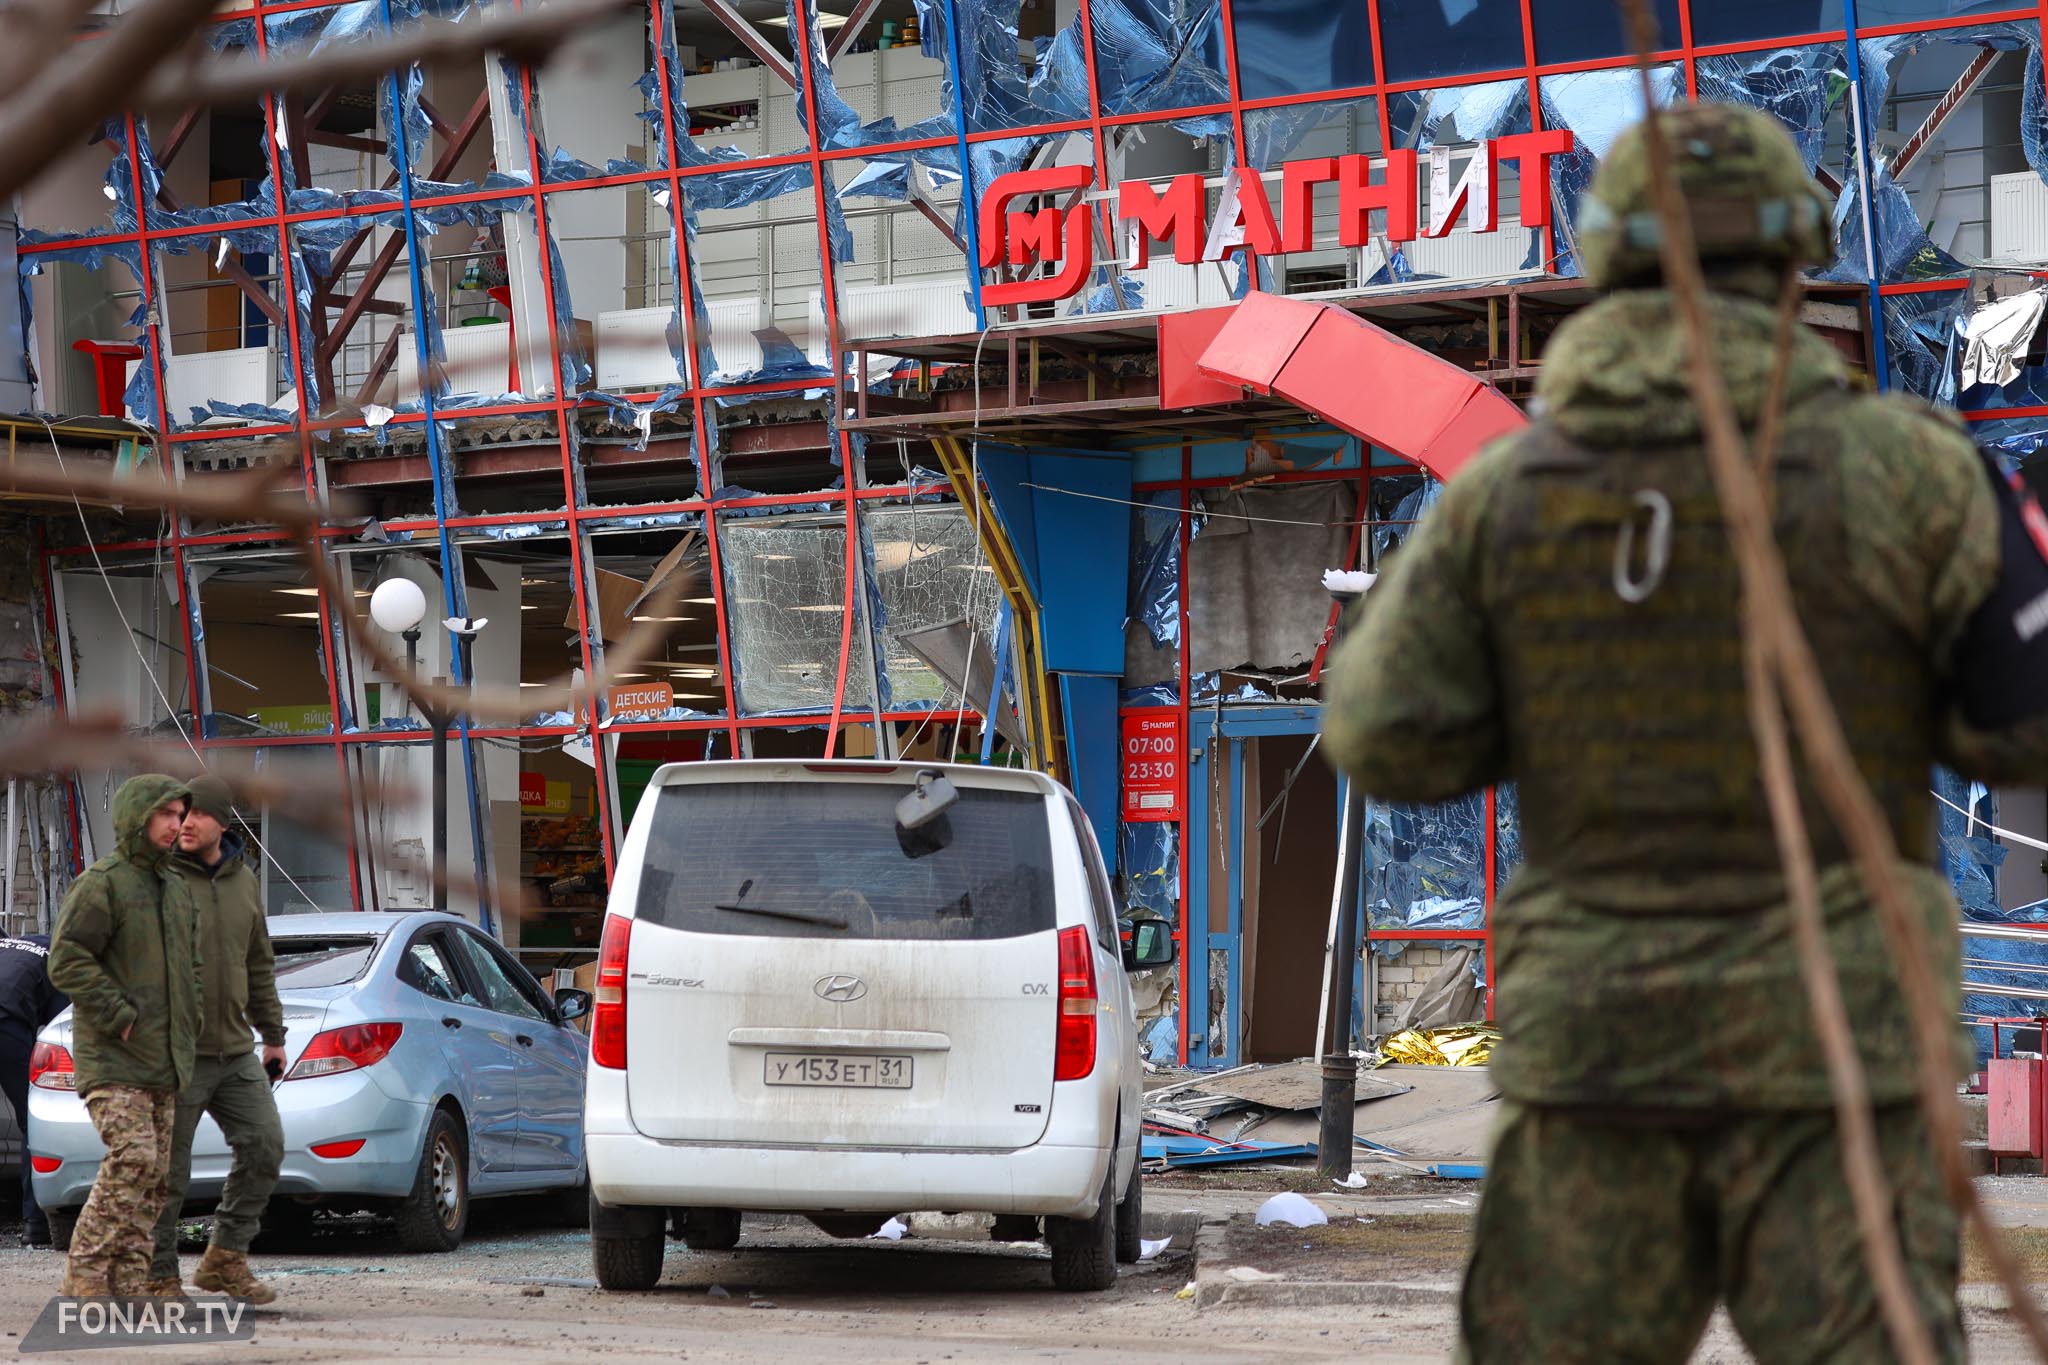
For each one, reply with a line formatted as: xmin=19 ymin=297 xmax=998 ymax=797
xmin=1962 ymin=923 xmax=2048 ymax=943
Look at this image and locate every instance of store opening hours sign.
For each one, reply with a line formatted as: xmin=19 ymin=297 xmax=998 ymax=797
xmin=1122 ymin=713 xmax=1181 ymax=822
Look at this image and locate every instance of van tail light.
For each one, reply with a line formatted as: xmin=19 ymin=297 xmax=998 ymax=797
xmin=1054 ymin=925 xmax=1098 ymax=1081
xmin=28 ymin=1042 xmax=74 ymax=1091
xmin=285 ymin=1023 xmax=402 ymax=1080
xmin=591 ymin=915 xmax=631 ymax=1070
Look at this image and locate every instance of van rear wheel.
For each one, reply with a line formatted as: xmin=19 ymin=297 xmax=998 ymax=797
xmin=592 ymin=1228 xmax=666 ymax=1291
xmin=1046 ymin=1169 xmax=1118 ymax=1292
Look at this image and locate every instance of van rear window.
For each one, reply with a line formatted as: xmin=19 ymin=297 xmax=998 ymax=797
xmin=634 ymin=781 xmax=1055 ymax=941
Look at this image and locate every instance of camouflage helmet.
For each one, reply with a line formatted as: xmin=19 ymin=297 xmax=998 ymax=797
xmin=1577 ymin=103 xmax=1835 ymax=290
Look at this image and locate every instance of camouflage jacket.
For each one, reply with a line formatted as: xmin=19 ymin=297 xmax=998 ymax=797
xmin=1324 ymin=289 xmax=2026 ymax=1110
xmin=49 ymin=775 xmax=202 ymax=1096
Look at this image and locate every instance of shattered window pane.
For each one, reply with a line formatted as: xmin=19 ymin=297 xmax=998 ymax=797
xmin=1364 ymin=794 xmax=1487 ymax=933
xmin=867 ymin=503 xmax=1003 ymax=709
xmin=1529 ymin=0 xmax=1681 ymax=64
xmin=1228 ymin=0 xmax=1373 ymax=102
xmin=1377 ymin=1 xmax=1527 ymax=86
xmin=720 ymin=516 xmax=875 ymax=715
xmin=1088 ymin=0 xmax=1232 ymax=121
xmin=1862 ymin=29 xmax=2038 ymax=284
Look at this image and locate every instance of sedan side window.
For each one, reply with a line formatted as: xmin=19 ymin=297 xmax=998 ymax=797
xmin=401 ymin=937 xmax=478 ymax=1007
xmin=454 ymin=932 xmax=549 ymax=1023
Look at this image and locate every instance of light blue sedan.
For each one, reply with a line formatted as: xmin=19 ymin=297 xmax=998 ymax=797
xmin=27 ymin=911 xmax=590 ymax=1252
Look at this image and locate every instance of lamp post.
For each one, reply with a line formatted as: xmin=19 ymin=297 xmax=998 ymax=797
xmin=369 ymin=578 xmax=448 ymax=913
xmin=1318 ymin=571 xmax=1373 ymax=1182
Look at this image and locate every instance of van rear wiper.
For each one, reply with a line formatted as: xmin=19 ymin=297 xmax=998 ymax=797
xmin=713 ymin=902 xmax=849 ymax=930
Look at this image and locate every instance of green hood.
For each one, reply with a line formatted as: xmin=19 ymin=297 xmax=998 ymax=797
xmin=1536 ymin=289 xmax=1851 ymax=449
xmin=113 ymin=774 xmax=190 ymax=867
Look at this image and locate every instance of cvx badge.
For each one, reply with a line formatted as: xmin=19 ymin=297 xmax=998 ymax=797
xmin=814 ymin=974 xmax=868 ymax=1004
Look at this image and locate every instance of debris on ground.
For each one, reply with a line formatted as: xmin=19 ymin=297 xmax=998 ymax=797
xmin=867 ymin=1217 xmax=908 ymax=1241
xmin=1138 ymin=1237 xmax=1173 ymax=1261
xmin=1141 ymin=1050 xmax=1500 ymax=1175
xmin=1381 ymin=1024 xmax=1500 ymax=1067
xmin=1255 ymin=1193 xmax=1329 ymax=1228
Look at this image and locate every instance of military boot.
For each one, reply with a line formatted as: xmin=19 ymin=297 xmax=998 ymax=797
xmin=191 ymin=1246 xmax=276 ymax=1304
xmin=140 ymin=1277 xmax=185 ymax=1297
xmin=59 ymin=1268 xmax=107 ymax=1298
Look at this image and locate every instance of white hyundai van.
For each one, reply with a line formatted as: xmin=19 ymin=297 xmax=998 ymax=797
xmin=582 ymin=759 xmax=1174 ymax=1293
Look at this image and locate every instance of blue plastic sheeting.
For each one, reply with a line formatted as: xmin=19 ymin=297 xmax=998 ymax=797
xmin=1128 ymin=489 xmax=1182 ymax=652
xmin=15 ymin=240 xmax=154 ymax=421
xmin=1364 ymin=793 xmax=1488 ymax=933
xmin=1494 ymin=782 xmax=1523 ymax=888
xmin=1964 ymin=898 xmax=2048 ymax=1064
xmin=1372 ymin=477 xmax=1438 ymax=564
xmin=1425 ymin=1163 xmax=1486 ymax=1180
xmin=1119 ymin=819 xmax=1179 ymax=926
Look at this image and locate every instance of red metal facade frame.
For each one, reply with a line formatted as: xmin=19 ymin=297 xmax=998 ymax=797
xmin=28 ymin=0 xmax=2037 ymax=996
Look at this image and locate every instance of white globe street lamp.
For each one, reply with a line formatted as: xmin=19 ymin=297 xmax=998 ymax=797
xmin=368 ymin=577 xmax=428 ymax=635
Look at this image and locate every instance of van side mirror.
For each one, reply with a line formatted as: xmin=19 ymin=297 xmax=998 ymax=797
xmin=554 ymin=988 xmax=592 ymax=1023
xmin=1121 ymin=919 xmax=1176 ymax=972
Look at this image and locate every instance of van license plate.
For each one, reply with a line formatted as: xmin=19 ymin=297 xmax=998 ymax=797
xmin=764 ymin=1053 xmax=913 ymax=1089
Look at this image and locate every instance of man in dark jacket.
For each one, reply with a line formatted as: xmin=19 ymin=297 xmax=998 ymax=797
xmin=147 ymin=776 xmax=281 ymax=1304
xmin=0 ymin=932 xmax=67 ymax=1246
xmin=47 ymin=774 xmax=196 ymax=1298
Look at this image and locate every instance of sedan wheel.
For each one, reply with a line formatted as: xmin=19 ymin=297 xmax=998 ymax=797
xmin=394 ymin=1109 xmax=469 ymax=1253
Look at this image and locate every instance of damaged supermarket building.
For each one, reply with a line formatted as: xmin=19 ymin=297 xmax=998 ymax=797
xmin=8 ymin=0 xmax=2048 ymax=1068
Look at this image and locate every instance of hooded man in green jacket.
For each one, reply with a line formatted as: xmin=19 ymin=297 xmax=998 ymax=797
xmin=47 ymin=774 xmax=196 ymax=1298
xmin=146 ymin=776 xmax=282 ymax=1305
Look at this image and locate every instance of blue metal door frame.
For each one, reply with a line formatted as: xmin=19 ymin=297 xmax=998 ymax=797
xmin=1185 ymin=704 xmax=1349 ymax=1069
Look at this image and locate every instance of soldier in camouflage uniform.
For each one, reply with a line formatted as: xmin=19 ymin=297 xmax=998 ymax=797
xmin=47 ymin=775 xmax=199 ymax=1298
xmin=1324 ymin=104 xmax=2017 ymax=1362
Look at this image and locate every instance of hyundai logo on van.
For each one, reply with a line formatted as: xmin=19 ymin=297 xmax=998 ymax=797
xmin=814 ymin=974 xmax=868 ymax=1003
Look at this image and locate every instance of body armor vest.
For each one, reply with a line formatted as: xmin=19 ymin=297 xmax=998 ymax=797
xmin=1482 ymin=400 xmax=1938 ymax=916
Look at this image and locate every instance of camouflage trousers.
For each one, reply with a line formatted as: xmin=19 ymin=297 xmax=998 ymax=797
xmin=1458 ymin=1102 xmax=1964 ymax=1365
xmin=149 ymin=1053 xmax=284 ymax=1277
xmin=68 ymin=1086 xmax=176 ymax=1296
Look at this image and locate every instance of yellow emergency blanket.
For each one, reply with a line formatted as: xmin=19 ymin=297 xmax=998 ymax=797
xmin=1378 ymin=1023 xmax=1500 ymax=1068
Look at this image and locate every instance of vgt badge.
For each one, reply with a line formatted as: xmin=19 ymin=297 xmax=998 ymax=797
xmin=814 ymin=974 xmax=868 ymax=1004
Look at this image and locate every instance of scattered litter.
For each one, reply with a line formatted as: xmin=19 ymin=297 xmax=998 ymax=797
xmin=1333 ymin=1171 xmax=1369 ymax=1190
xmin=1255 ymin=1193 xmax=1329 ymax=1228
xmin=707 ymin=1285 xmax=731 ymax=1299
xmin=1322 ymin=569 xmax=1377 ymax=595
xmin=868 ymin=1217 xmax=908 ymax=1240
xmin=750 ymin=1301 xmax=778 ymax=1310
xmin=1138 ymin=1237 xmax=1172 ymax=1261
xmin=1225 ymin=1266 xmax=1286 ymax=1282
xmin=519 ymin=1287 xmax=544 ymax=1298
xmin=1176 ymin=1281 xmax=1196 ymax=1300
